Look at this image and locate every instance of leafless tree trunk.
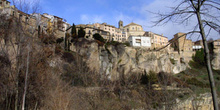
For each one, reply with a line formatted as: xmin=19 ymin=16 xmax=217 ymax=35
xmin=9 ymin=0 xmax=41 ymax=109
xmin=196 ymin=9 xmax=219 ymax=110
xmin=21 ymin=42 xmax=30 ymax=110
xmin=152 ymin=0 xmax=220 ymax=109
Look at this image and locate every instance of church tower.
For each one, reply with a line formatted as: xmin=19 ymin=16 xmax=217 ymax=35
xmin=118 ymin=20 xmax=123 ymax=30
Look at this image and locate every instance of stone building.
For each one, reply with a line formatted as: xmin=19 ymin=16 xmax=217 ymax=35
xmin=123 ymin=22 xmax=145 ymax=37
xmin=193 ymin=40 xmax=203 ymax=51
xmin=0 ymin=0 xmax=70 ymax=38
xmin=128 ymin=36 xmax=151 ymax=48
xmin=42 ymin=13 xmax=70 ymax=38
xmin=171 ymin=32 xmax=193 ymax=52
xmin=144 ymin=31 xmax=168 ymax=49
xmin=93 ymin=22 xmax=127 ymax=42
xmin=66 ymin=24 xmax=111 ymax=41
xmin=170 ymin=32 xmax=194 ymax=62
xmin=213 ymin=39 xmax=220 ymax=51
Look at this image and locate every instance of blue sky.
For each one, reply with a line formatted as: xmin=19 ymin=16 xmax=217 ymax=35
xmin=9 ymin=0 xmax=220 ymax=40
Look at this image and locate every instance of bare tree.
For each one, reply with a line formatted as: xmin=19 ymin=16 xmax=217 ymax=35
xmin=0 ymin=0 xmax=42 ymax=109
xmin=153 ymin=0 xmax=220 ymax=109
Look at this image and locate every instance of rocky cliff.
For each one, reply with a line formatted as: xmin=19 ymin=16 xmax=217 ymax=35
xmin=172 ymin=93 xmax=214 ymax=110
xmin=70 ymin=38 xmax=187 ymax=80
xmin=212 ymin=49 xmax=220 ymax=70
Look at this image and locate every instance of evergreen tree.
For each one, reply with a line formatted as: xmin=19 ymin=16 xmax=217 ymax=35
xmin=192 ymin=48 xmax=205 ymax=66
xmin=71 ymin=23 xmax=76 ymax=38
xmin=78 ymin=27 xmax=85 ymax=38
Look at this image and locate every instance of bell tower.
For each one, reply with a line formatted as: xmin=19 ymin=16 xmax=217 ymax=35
xmin=118 ymin=20 xmax=123 ymax=29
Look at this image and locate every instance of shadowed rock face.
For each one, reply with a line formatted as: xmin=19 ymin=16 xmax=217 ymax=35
xmin=70 ymin=38 xmax=187 ymax=80
xmin=212 ymin=49 xmax=220 ymax=70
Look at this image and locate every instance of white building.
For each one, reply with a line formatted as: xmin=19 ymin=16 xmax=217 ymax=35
xmin=128 ymin=36 xmax=151 ymax=47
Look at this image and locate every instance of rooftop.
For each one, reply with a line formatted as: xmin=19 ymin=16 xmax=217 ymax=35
xmin=124 ymin=22 xmax=142 ymax=27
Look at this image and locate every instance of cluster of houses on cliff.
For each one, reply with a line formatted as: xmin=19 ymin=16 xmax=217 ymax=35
xmin=1 ymin=0 xmax=220 ymax=59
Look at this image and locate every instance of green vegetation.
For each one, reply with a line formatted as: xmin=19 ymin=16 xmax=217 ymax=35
xmin=169 ymin=58 xmax=175 ymax=65
xmin=78 ymin=27 xmax=86 ymax=38
xmin=175 ymin=63 xmax=220 ymax=96
xmin=192 ymin=48 xmax=205 ymax=66
xmin=71 ymin=23 xmax=76 ymax=38
xmin=140 ymin=71 xmax=158 ymax=85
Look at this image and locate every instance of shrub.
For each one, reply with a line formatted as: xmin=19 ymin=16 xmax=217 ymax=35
xmin=56 ymin=37 xmax=64 ymax=44
xmin=78 ymin=27 xmax=85 ymax=38
xmin=140 ymin=71 xmax=158 ymax=85
xmin=140 ymin=73 xmax=148 ymax=85
xmin=169 ymin=58 xmax=175 ymax=65
xmin=123 ymin=41 xmax=130 ymax=46
xmin=62 ymin=52 xmax=74 ymax=63
xmin=192 ymin=48 xmax=205 ymax=66
xmin=189 ymin=60 xmax=200 ymax=69
xmin=186 ymin=77 xmax=208 ymax=87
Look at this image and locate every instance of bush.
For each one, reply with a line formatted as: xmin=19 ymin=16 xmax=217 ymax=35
xmin=186 ymin=77 xmax=208 ymax=87
xmin=106 ymin=41 xmax=120 ymax=46
xmin=189 ymin=60 xmax=200 ymax=69
xmin=123 ymin=41 xmax=130 ymax=46
xmin=62 ymin=52 xmax=74 ymax=63
xmin=140 ymin=71 xmax=158 ymax=85
xmin=192 ymin=48 xmax=205 ymax=66
xmin=169 ymin=58 xmax=175 ymax=65
xmin=78 ymin=27 xmax=85 ymax=38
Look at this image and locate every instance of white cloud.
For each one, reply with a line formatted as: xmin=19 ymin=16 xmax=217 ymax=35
xmin=80 ymin=14 xmax=104 ymax=24
xmin=93 ymin=15 xmax=104 ymax=23
xmin=80 ymin=14 xmax=89 ymax=23
xmin=132 ymin=0 xmax=220 ymax=40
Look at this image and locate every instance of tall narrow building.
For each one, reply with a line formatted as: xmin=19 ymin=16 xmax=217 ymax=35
xmin=118 ymin=20 xmax=123 ymax=30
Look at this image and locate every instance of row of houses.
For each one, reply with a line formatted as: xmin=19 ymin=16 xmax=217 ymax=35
xmin=0 ymin=0 xmax=169 ymax=50
xmin=69 ymin=21 xmax=169 ymax=49
xmin=0 ymin=0 xmax=70 ymax=39
xmin=1 ymin=0 xmax=219 ymax=55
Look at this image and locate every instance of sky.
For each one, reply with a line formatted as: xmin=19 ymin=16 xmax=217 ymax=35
xmin=8 ymin=0 xmax=220 ymax=40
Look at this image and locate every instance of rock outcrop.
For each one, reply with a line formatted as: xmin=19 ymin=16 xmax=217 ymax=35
xmin=172 ymin=93 xmax=214 ymax=110
xmin=212 ymin=49 xmax=220 ymax=70
xmin=70 ymin=38 xmax=187 ymax=80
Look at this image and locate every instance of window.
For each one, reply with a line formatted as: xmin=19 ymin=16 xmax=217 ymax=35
xmin=25 ymin=17 xmax=29 ymax=24
xmin=136 ymin=39 xmax=141 ymax=43
xmin=132 ymin=27 xmax=135 ymax=30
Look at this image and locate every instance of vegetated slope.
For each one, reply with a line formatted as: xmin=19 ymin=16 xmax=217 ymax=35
xmin=0 ymin=36 xmax=217 ymax=110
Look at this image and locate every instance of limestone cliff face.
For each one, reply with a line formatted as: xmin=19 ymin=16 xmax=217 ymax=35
xmin=212 ymin=49 xmax=220 ymax=70
xmin=172 ymin=93 xmax=214 ymax=110
xmin=70 ymin=39 xmax=187 ymax=80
